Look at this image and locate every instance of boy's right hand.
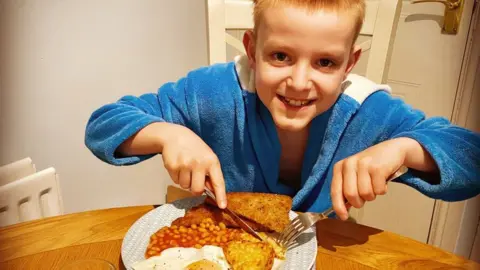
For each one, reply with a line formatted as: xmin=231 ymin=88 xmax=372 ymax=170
xmin=161 ymin=125 xmax=227 ymax=209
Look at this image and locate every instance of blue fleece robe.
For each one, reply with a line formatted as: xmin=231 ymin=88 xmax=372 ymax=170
xmin=85 ymin=55 xmax=480 ymax=213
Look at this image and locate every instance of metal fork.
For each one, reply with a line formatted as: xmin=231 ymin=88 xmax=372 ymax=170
xmin=276 ymin=165 xmax=409 ymax=248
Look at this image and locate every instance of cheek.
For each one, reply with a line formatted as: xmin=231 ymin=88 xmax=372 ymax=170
xmin=314 ymin=73 xmax=344 ymax=97
xmin=313 ymin=74 xmax=344 ymax=111
xmin=255 ymin=75 xmax=273 ymax=104
xmin=255 ymin=65 xmax=287 ymax=95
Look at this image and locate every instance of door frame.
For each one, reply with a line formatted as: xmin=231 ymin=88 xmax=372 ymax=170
xmin=471 ymin=219 xmax=480 ymax=261
xmin=428 ymin=0 xmax=480 ymax=259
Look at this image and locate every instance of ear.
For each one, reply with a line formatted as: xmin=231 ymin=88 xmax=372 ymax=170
xmin=344 ymin=45 xmax=362 ymax=79
xmin=243 ymin=30 xmax=257 ymax=69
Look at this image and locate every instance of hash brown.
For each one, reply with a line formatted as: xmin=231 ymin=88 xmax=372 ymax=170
xmin=223 ymin=241 xmax=275 ymax=270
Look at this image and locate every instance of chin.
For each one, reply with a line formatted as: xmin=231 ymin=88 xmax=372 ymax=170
xmin=273 ymin=116 xmax=311 ymax=131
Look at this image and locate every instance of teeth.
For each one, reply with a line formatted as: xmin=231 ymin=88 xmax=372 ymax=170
xmin=283 ymin=97 xmax=310 ymax=107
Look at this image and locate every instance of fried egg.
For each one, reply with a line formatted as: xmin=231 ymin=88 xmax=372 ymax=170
xmin=132 ymin=245 xmax=230 ymax=270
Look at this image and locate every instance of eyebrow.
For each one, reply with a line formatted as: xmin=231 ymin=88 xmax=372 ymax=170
xmin=263 ymin=39 xmax=346 ymax=60
xmin=262 ymin=39 xmax=295 ymax=52
xmin=317 ymin=49 xmax=346 ymax=60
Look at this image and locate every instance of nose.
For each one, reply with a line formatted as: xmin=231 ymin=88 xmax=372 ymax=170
xmin=287 ymin=62 xmax=312 ymax=92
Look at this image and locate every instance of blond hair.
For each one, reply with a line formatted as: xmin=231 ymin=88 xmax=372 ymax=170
xmin=253 ymin=0 xmax=365 ymax=43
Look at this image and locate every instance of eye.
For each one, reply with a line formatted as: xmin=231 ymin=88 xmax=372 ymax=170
xmin=272 ymin=52 xmax=289 ymax=62
xmin=317 ymin=59 xmax=334 ymax=68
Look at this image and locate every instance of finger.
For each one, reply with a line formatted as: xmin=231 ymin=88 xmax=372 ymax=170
xmin=343 ymin=158 xmax=365 ymax=208
xmin=178 ymin=169 xmax=192 ymax=189
xmin=370 ymin=164 xmax=388 ymax=195
xmin=357 ymin=158 xmax=375 ymax=202
xmin=163 ymin=156 xmax=179 ymax=184
xmin=204 ymin=180 xmax=214 ymax=192
xmin=190 ymin=169 xmax=206 ymax=195
xmin=208 ymin=163 xmax=227 ymax=209
xmin=166 ymin=168 xmax=179 ymax=184
xmin=331 ymin=162 xmax=348 ymax=221
xmin=203 ymin=173 xmax=214 ymax=191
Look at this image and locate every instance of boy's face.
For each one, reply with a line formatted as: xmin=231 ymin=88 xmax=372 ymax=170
xmin=243 ymin=6 xmax=361 ymax=132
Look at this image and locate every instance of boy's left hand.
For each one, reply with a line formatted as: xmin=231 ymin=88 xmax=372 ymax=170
xmin=331 ymin=138 xmax=413 ymax=221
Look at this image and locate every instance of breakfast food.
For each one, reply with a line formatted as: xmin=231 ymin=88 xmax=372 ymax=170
xmin=176 ymin=192 xmax=292 ymax=233
xmin=207 ymin=192 xmax=292 ymax=233
xmin=136 ymin=192 xmax=292 ymax=270
xmin=171 ymin=203 xmax=270 ymax=231
xmin=145 ymin=218 xmax=252 ymax=258
xmin=133 ymin=245 xmax=231 ymax=270
xmin=223 ymin=241 xmax=275 ymax=270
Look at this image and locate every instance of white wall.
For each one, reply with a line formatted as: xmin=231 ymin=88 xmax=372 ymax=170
xmin=0 ymin=0 xmax=208 ymax=213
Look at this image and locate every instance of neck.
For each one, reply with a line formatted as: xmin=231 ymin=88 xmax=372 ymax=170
xmin=276 ymin=126 xmax=310 ymax=142
xmin=276 ymin=126 xmax=310 ymax=158
xmin=276 ymin=126 xmax=309 ymax=190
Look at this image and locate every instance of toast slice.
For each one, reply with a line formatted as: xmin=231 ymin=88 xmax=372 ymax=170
xmin=206 ymin=192 xmax=292 ymax=233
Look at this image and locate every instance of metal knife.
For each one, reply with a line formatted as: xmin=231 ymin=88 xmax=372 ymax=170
xmin=203 ymin=188 xmax=264 ymax=242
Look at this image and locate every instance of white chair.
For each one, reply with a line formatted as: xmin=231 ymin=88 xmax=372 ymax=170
xmin=205 ymin=0 xmax=402 ymax=84
xmin=0 ymin=167 xmax=64 ymax=227
xmin=0 ymin=157 xmax=37 ymax=187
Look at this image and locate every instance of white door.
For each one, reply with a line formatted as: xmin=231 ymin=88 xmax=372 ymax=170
xmin=349 ymin=0 xmax=479 ymax=244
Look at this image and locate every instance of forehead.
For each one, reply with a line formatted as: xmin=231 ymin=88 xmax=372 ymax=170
xmin=257 ymin=6 xmax=357 ymax=52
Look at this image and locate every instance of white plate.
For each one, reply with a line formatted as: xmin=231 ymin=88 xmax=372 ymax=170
xmin=121 ymin=196 xmax=317 ymax=270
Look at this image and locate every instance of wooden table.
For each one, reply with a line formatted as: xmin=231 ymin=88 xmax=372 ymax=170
xmin=0 ymin=205 xmax=478 ymax=270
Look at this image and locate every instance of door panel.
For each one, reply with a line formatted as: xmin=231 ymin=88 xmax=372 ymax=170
xmin=349 ymin=0 xmax=476 ymax=243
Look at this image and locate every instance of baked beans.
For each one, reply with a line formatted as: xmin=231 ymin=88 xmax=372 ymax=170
xmin=145 ymin=218 xmax=248 ymax=258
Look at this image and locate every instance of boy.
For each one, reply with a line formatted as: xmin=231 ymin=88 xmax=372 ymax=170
xmin=85 ymin=0 xmax=480 ymax=221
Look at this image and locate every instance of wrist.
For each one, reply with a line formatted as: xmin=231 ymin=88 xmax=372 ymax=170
xmin=394 ymin=137 xmax=418 ymax=160
xmin=393 ymin=137 xmax=438 ymax=173
xmin=148 ymin=122 xmax=186 ymax=152
xmin=117 ymin=122 xmax=189 ymax=156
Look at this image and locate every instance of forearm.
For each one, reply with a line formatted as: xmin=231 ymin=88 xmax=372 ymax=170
xmin=396 ymin=137 xmax=438 ymax=173
xmin=117 ymin=122 xmax=184 ymax=156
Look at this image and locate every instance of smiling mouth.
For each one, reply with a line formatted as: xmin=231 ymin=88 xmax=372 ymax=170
xmin=277 ymin=94 xmax=315 ymax=107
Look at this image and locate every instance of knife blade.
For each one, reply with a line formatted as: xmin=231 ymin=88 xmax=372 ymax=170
xmin=203 ymin=188 xmax=264 ymax=242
